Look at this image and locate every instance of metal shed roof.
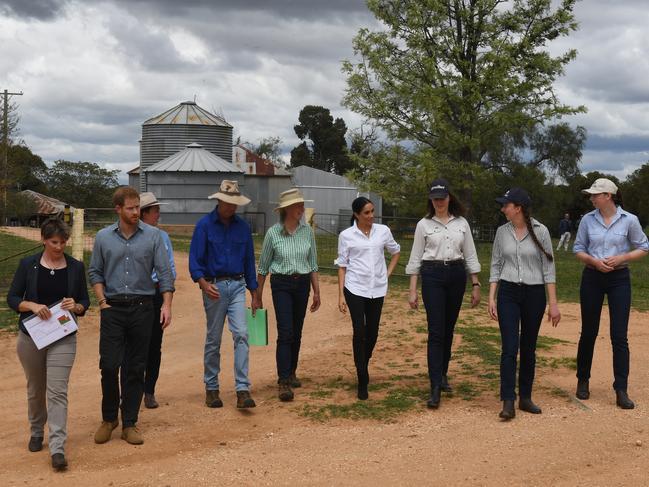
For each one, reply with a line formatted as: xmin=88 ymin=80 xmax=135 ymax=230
xmin=143 ymin=143 xmax=244 ymax=173
xmin=143 ymin=101 xmax=232 ymax=127
xmin=21 ymin=190 xmax=71 ymax=215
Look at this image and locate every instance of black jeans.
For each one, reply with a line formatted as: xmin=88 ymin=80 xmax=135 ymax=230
xmin=270 ymin=274 xmax=310 ymax=381
xmin=99 ymin=300 xmax=153 ymax=427
xmin=577 ymin=267 xmax=631 ymax=391
xmin=121 ymin=290 xmax=164 ymax=396
xmin=420 ymin=262 xmax=466 ymax=388
xmin=343 ymin=287 xmax=384 ymax=385
xmin=497 ymin=281 xmax=546 ymax=401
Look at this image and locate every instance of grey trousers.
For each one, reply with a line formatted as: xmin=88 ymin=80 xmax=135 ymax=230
xmin=16 ymin=331 xmax=77 ymax=455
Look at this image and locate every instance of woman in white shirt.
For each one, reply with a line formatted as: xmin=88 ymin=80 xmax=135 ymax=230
xmin=336 ymin=197 xmax=401 ymax=400
xmin=406 ymin=179 xmax=481 ymax=409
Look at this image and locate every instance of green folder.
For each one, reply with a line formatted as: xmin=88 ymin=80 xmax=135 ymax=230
xmin=246 ymin=308 xmax=268 ymax=346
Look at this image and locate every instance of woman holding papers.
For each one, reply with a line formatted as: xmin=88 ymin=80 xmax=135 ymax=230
xmin=7 ymin=219 xmax=89 ymax=472
xmin=336 ymin=197 xmax=400 ymax=400
xmin=254 ymin=188 xmax=320 ymax=402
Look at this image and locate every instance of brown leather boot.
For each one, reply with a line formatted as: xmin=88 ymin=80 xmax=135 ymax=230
xmin=236 ymin=390 xmax=256 ymax=408
xmin=278 ymin=379 xmax=294 ymax=402
xmin=94 ymin=420 xmax=119 ymax=444
xmin=205 ymin=390 xmax=223 ymax=408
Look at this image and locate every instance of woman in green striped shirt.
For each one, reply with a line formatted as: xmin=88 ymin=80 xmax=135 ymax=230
xmin=254 ymin=189 xmax=321 ymax=402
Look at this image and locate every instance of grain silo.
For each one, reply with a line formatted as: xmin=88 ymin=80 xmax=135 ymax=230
xmin=139 ymin=101 xmax=233 ymax=191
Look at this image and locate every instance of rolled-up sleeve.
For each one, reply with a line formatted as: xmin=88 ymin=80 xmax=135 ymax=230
xmin=334 ymin=233 xmax=350 ymax=267
xmin=628 ymin=215 xmax=649 ymax=252
xmin=461 ymin=220 xmax=481 ymax=275
xmin=88 ymin=234 xmax=105 ymax=286
xmin=573 ymin=219 xmax=589 ymax=254
xmin=539 ymin=226 xmax=556 ymax=283
xmin=384 ymin=228 xmax=401 ymax=255
xmin=153 ymin=231 xmax=175 ymax=293
xmin=489 ymin=227 xmax=504 ymax=283
xmin=406 ymin=221 xmax=425 ymax=275
xmin=257 ymin=231 xmax=274 ymax=276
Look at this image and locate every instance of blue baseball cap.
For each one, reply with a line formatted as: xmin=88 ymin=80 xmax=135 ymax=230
xmin=495 ymin=187 xmax=531 ymax=207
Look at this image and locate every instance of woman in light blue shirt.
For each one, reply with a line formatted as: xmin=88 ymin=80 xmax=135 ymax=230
xmin=574 ymin=178 xmax=649 ymax=409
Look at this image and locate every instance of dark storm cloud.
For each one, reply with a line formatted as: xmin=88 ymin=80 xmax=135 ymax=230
xmin=587 ymin=134 xmax=649 ymax=154
xmin=0 ymin=0 xmax=65 ymax=19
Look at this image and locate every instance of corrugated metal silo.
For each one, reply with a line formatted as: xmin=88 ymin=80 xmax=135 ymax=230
xmin=139 ymin=101 xmax=233 ymax=191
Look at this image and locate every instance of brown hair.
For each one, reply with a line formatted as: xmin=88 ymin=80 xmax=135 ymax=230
xmin=41 ymin=218 xmax=70 ymax=241
xmin=426 ymin=191 xmax=466 ymax=218
xmin=522 ymin=206 xmax=553 ymax=262
xmin=612 ymin=189 xmax=623 ymax=207
xmin=112 ymin=186 xmax=139 ymax=207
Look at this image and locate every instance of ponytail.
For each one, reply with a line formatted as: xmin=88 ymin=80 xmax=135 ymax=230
xmin=350 ymin=196 xmax=372 ymax=226
xmin=522 ymin=206 xmax=553 ymax=262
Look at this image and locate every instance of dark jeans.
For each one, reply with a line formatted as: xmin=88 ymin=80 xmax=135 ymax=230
xmin=121 ymin=290 xmax=164 ymax=396
xmin=497 ymin=281 xmax=546 ymax=401
xmin=420 ymin=262 xmax=466 ymax=388
xmin=577 ymin=267 xmax=631 ymax=391
xmin=343 ymin=288 xmax=384 ymax=385
xmin=270 ymin=274 xmax=310 ymax=381
xmin=99 ymin=300 xmax=153 ymax=427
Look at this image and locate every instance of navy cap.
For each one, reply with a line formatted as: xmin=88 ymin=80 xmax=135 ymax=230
xmin=495 ymin=187 xmax=531 ymax=207
xmin=428 ymin=178 xmax=450 ymax=199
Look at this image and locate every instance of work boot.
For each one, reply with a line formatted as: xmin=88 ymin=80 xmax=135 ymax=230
xmin=28 ymin=436 xmax=43 ymax=452
xmin=121 ymin=426 xmax=144 ymax=445
xmin=278 ymin=379 xmax=294 ymax=402
xmin=576 ymin=379 xmax=589 ymax=400
xmin=289 ymin=372 xmax=302 ymax=388
xmin=616 ymin=390 xmax=635 ymax=410
xmin=205 ymin=390 xmax=223 ymax=408
xmin=94 ymin=420 xmax=119 ymax=444
xmin=236 ymin=390 xmax=256 ymax=408
xmin=519 ymin=397 xmax=542 ymax=414
xmin=357 ymin=382 xmax=369 ymax=401
xmin=499 ymin=400 xmax=515 ymax=420
xmin=144 ymin=393 xmax=159 ymax=409
xmin=427 ymin=386 xmax=441 ymax=409
xmin=441 ymin=375 xmax=453 ymax=393
xmin=51 ymin=453 xmax=68 ymax=471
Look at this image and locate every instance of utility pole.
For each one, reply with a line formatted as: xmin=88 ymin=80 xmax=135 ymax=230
xmin=2 ymin=89 xmax=23 ymax=225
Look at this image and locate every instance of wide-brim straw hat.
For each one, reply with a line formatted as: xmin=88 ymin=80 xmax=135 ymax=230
xmin=274 ymin=188 xmax=312 ymax=211
xmin=140 ymin=192 xmax=168 ymax=209
xmin=208 ymin=180 xmax=251 ymax=206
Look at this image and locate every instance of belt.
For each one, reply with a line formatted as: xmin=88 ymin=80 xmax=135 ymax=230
xmin=106 ymin=295 xmax=152 ymax=307
xmin=206 ymin=274 xmax=244 ymax=282
xmin=273 ymin=273 xmax=310 ymax=280
xmin=422 ymin=259 xmax=464 ymax=267
xmin=585 ymin=265 xmax=628 ymax=272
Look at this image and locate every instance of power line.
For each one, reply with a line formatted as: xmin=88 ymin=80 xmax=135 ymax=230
xmin=2 ymin=88 xmax=24 ymax=224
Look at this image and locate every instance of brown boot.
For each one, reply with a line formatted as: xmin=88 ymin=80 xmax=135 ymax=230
xmin=94 ymin=420 xmax=119 ymax=444
xmin=205 ymin=390 xmax=223 ymax=408
xmin=289 ymin=373 xmax=302 ymax=388
xmin=278 ymin=379 xmax=294 ymax=402
xmin=236 ymin=390 xmax=256 ymax=408
xmin=121 ymin=426 xmax=144 ymax=445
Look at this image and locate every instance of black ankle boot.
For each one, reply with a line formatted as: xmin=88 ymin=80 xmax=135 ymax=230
xmin=441 ymin=375 xmax=453 ymax=393
xmin=576 ymin=379 xmax=590 ymax=400
xmin=519 ymin=397 xmax=542 ymax=414
xmin=616 ymin=390 xmax=635 ymax=409
xmin=499 ymin=400 xmax=515 ymax=420
xmin=427 ymin=386 xmax=441 ymax=409
xmin=357 ymin=382 xmax=369 ymax=400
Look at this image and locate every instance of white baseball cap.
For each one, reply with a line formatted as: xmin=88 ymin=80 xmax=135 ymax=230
xmin=581 ymin=178 xmax=618 ymax=195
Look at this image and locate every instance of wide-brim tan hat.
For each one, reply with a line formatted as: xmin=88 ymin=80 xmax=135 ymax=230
xmin=208 ymin=180 xmax=251 ymax=206
xmin=140 ymin=192 xmax=168 ymax=209
xmin=581 ymin=178 xmax=618 ymax=195
xmin=274 ymin=188 xmax=312 ymax=211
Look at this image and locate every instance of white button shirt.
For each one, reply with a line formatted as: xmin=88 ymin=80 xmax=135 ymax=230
xmin=405 ymin=215 xmax=481 ymax=275
xmin=335 ymin=222 xmax=401 ymax=298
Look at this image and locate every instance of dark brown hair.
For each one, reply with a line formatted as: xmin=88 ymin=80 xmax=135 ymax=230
xmin=112 ymin=186 xmax=139 ymax=207
xmin=521 ymin=206 xmax=553 ymax=262
xmin=41 ymin=218 xmax=70 ymax=241
xmin=612 ymin=189 xmax=623 ymax=207
xmin=426 ymin=191 xmax=466 ymax=218
xmin=351 ymin=196 xmax=373 ymax=226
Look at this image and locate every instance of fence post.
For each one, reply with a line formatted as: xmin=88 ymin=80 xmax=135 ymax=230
xmin=71 ymin=208 xmax=84 ymax=261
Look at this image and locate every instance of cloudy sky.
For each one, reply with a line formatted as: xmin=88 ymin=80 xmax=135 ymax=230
xmin=1 ymin=0 xmax=648 ymax=183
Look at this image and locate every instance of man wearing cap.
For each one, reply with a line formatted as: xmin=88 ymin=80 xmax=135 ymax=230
xmin=189 ymin=180 xmax=258 ymax=409
xmin=128 ymin=192 xmax=176 ymax=409
xmin=573 ymin=178 xmax=648 ymax=409
xmin=89 ymin=186 xmax=174 ymax=445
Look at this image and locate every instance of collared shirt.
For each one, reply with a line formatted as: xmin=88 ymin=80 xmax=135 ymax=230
xmin=335 ymin=222 xmax=400 ymax=298
xmin=257 ymin=222 xmax=318 ymax=276
xmin=573 ymin=206 xmax=649 ymax=260
xmin=559 ymin=218 xmax=572 ymax=234
xmin=188 ymin=207 xmax=258 ymax=290
xmin=405 ymin=215 xmax=481 ymax=275
xmin=88 ymin=221 xmax=175 ymax=297
xmin=489 ymin=219 xmax=555 ymax=285
xmin=152 ymin=229 xmax=176 ymax=283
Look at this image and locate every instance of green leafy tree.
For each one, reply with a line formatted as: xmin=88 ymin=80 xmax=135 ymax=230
xmin=621 ymin=162 xmax=649 ymax=227
xmin=8 ymin=144 xmax=48 ymax=193
xmin=45 ymin=160 xmax=119 ymax=208
xmin=342 ymin=0 xmax=585 ymax=168
xmin=253 ymin=136 xmax=284 ymax=165
xmin=6 ymin=190 xmax=38 ymax=224
xmin=290 ymin=105 xmax=354 ymax=175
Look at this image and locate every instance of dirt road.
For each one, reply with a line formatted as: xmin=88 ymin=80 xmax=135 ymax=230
xmin=1 ymin=253 xmax=648 ymax=486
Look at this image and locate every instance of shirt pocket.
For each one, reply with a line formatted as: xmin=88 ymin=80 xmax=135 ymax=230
xmin=424 ymin=227 xmax=444 ymax=247
xmin=587 ymin=228 xmax=606 ymax=247
xmin=610 ymin=229 xmax=629 ymax=248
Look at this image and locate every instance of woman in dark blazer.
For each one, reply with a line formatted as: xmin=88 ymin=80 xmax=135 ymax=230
xmin=7 ymin=219 xmax=89 ymax=472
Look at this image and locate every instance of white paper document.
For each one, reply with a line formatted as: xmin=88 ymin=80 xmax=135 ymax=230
xmin=23 ymin=301 xmax=78 ymax=350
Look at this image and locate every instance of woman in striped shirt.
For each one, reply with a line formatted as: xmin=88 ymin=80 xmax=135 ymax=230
xmin=254 ymin=188 xmax=320 ymax=402
xmin=336 ymin=197 xmax=401 ymax=400
xmin=488 ymin=187 xmax=561 ymax=420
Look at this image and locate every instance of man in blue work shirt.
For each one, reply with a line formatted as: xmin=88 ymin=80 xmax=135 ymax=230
xmin=89 ymin=187 xmax=174 ymax=446
xmin=189 ymin=180 xmax=258 ymax=409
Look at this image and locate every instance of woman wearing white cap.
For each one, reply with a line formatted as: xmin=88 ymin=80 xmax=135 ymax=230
xmin=254 ymin=188 xmax=320 ymax=402
xmin=574 ymin=178 xmax=649 ymax=409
